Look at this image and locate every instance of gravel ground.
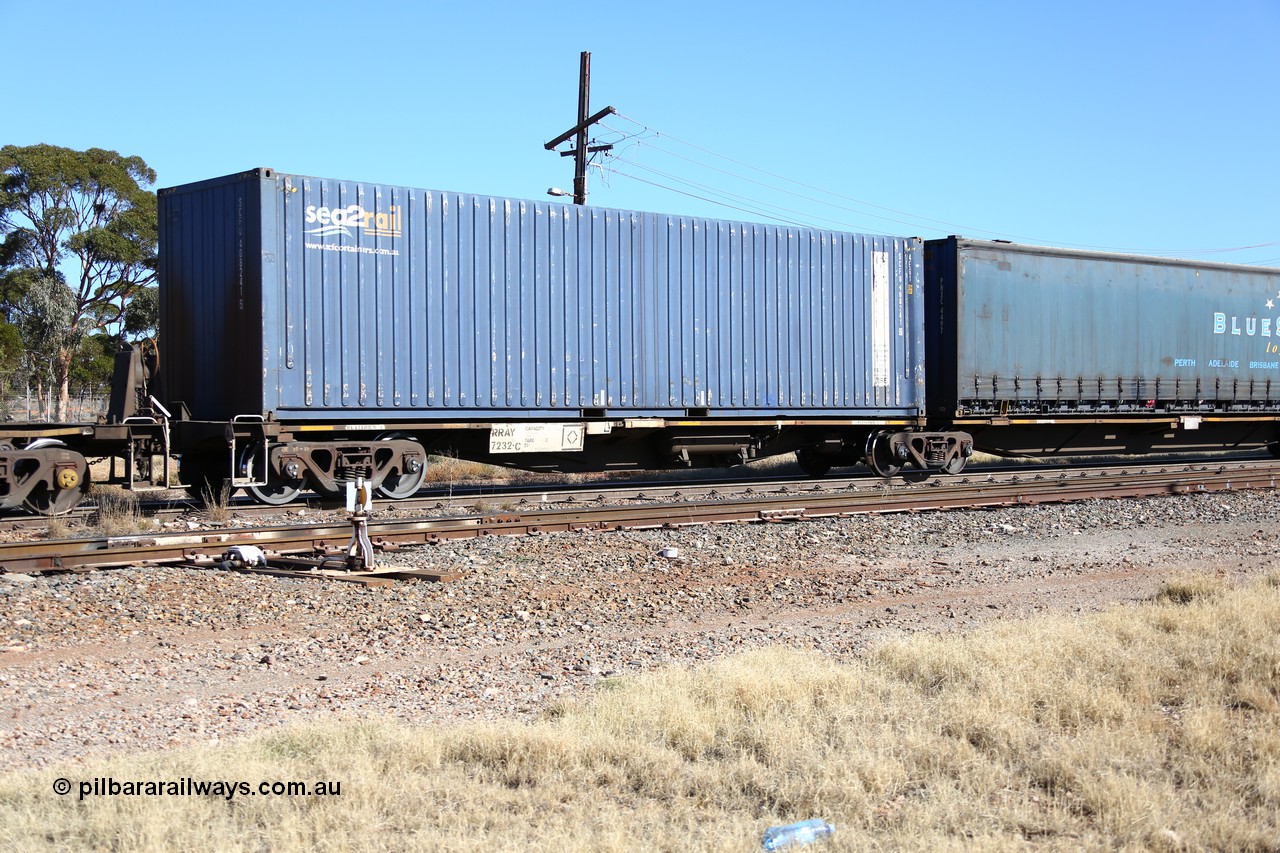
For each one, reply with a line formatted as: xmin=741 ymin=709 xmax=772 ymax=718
xmin=2 ymin=488 xmax=1278 ymax=771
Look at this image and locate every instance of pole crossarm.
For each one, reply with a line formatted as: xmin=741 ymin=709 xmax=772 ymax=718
xmin=544 ymin=105 xmax=618 ymax=151
xmin=559 ymin=144 xmax=614 ymax=158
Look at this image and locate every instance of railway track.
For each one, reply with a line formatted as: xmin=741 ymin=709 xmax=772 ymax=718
xmin=0 ymin=468 xmax=816 ymax=534
xmin=0 ymin=453 xmax=1268 ymax=535
xmin=2 ymin=458 xmax=1275 ymax=576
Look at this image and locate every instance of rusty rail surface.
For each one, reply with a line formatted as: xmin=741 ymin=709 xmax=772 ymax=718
xmin=1 ymin=460 xmax=1275 ymax=575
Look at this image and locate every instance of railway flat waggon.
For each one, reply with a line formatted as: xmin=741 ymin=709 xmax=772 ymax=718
xmin=154 ymin=168 xmax=953 ymax=502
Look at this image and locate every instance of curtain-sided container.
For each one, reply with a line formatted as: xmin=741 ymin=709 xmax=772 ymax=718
xmin=158 ymin=169 xmax=925 ymax=422
xmin=925 ymin=237 xmax=1280 ymax=415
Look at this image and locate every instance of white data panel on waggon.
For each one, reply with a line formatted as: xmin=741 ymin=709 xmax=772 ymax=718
xmin=489 ymin=423 xmax=586 ymax=454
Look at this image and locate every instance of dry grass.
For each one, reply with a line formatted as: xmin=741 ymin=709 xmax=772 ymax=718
xmin=4 ymin=574 xmax=1278 ymax=852
xmin=198 ymin=481 xmax=234 ymax=524
xmin=41 ymin=484 xmax=152 ymax=542
xmin=43 ymin=517 xmax=73 ymax=540
xmin=88 ymin=486 xmax=149 ymax=537
xmin=420 ymin=452 xmax=506 ymax=486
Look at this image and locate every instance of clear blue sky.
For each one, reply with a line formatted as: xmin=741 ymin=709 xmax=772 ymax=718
xmin=5 ymin=0 xmax=1278 ymax=264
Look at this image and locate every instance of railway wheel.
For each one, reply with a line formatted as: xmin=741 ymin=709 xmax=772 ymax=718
xmin=24 ymin=482 xmax=86 ymax=516
xmin=795 ymin=447 xmax=832 ymax=478
xmin=18 ymin=440 xmax=89 ymax=516
xmin=940 ymin=454 xmax=967 ymax=474
xmin=373 ymin=432 xmax=427 ymax=500
xmin=240 ymin=444 xmax=305 ymax=506
xmin=865 ymin=432 xmax=902 ymax=478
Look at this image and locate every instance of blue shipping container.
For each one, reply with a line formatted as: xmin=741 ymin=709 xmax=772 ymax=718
xmin=159 ymin=169 xmax=925 ymax=422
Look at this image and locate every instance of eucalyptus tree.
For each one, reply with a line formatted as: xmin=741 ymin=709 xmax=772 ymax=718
xmin=0 ymin=144 xmax=157 ymax=421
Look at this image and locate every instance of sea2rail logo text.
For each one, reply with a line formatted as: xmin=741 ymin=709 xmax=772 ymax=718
xmin=304 ymin=204 xmax=402 ymax=239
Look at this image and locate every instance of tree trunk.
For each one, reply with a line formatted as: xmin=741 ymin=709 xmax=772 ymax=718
xmin=54 ymin=347 xmax=73 ymax=422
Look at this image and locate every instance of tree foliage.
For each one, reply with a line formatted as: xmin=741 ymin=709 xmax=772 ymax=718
xmin=0 ymin=144 xmax=157 ymax=420
xmin=71 ymin=332 xmax=119 ymax=394
xmin=0 ymin=317 xmax=21 ymax=393
xmin=121 ymin=283 xmax=158 ymax=340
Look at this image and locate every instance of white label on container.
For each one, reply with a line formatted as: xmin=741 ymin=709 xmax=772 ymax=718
xmin=489 ymin=423 xmax=586 ymax=453
xmin=871 ymin=250 xmax=890 ymax=388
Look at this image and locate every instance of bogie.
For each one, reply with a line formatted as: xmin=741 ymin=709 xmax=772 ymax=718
xmin=0 ymin=439 xmax=90 ymax=516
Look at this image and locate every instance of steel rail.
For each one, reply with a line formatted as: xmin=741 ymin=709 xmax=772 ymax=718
xmin=1 ymin=461 xmax=1275 ymax=575
xmin=0 ymin=453 xmax=1267 ymax=535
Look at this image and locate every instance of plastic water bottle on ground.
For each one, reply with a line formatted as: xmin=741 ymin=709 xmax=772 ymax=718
xmin=761 ymin=818 xmax=835 ymax=850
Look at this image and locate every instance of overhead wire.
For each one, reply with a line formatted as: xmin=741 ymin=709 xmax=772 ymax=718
xmin=578 ymin=122 xmax=822 ymax=226
xmin=601 ymin=125 xmax=975 ymax=234
xmin=604 ymin=166 xmax=815 ymax=227
xmin=607 ymin=112 xmax=1247 ymax=255
xmin=602 ymin=112 xmax=1104 ymax=244
xmin=608 ymin=154 xmax=867 ymax=229
xmin=602 ymin=118 xmax=1007 ymax=237
xmin=598 ymin=111 xmax=1278 ymax=260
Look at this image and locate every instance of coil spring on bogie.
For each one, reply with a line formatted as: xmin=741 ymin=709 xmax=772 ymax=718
xmin=337 ymin=464 xmax=374 ymax=481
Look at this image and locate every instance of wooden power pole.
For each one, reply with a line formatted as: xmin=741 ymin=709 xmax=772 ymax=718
xmin=544 ymin=51 xmax=616 ymax=205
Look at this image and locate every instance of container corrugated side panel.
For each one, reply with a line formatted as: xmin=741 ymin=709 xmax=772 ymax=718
xmin=158 ymin=170 xmax=269 ymax=420
xmin=259 ymin=172 xmax=924 ymax=419
xmin=931 ymin=238 xmax=1280 ymax=410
